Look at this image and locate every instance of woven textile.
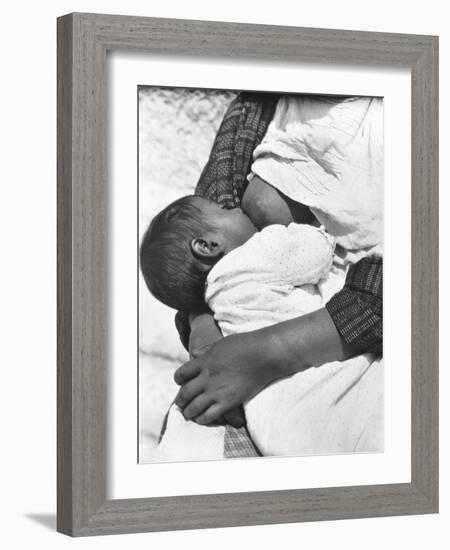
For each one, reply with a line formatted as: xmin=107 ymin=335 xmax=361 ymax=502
xmin=195 ymin=92 xmax=280 ymax=208
xmin=223 ymin=425 xmax=262 ymax=458
xmin=326 ymin=255 xmax=383 ymax=355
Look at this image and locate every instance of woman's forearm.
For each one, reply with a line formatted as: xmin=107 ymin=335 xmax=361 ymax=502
xmin=254 ymin=308 xmax=352 ymax=381
xmin=173 ymin=307 xmax=354 ymax=423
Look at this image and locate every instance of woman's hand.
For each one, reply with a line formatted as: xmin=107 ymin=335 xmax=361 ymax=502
xmin=174 ymin=331 xmax=278 ymax=425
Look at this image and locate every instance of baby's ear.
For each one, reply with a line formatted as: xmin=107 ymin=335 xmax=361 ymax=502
xmin=190 ymin=237 xmax=224 ymax=262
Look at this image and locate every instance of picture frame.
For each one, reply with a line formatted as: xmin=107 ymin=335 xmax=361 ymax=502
xmin=57 ymin=12 xmax=438 ymax=536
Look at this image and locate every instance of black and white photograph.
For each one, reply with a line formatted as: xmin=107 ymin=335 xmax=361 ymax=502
xmin=138 ymin=87 xmax=384 ymax=463
xmin=1 ymin=0 xmax=444 ymax=543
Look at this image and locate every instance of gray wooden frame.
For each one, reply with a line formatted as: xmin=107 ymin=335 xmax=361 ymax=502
xmin=57 ymin=12 xmax=438 ymax=536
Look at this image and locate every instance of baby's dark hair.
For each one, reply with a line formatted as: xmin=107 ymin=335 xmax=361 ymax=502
xmin=140 ymin=195 xmax=215 ymax=312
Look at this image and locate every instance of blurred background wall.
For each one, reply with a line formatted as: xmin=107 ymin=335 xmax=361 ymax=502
xmin=139 ymin=87 xmax=236 ymax=462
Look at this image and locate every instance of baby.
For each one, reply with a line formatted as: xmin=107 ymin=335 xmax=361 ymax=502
xmin=140 ymin=195 xmax=335 ymax=325
xmin=140 ymin=190 xmax=382 ymax=460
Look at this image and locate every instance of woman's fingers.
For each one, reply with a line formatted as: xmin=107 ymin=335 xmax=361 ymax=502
xmin=182 ymin=394 xmax=215 ymax=420
xmin=195 ymin=403 xmax=226 ymax=426
xmin=174 ymin=359 xmax=201 ymax=385
xmin=174 ymin=377 xmax=204 ymax=409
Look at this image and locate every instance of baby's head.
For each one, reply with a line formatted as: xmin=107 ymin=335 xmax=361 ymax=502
xmin=140 ymin=195 xmax=257 ymax=312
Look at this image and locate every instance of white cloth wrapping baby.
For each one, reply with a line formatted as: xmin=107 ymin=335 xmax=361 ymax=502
xmin=207 ymin=224 xmax=336 ymax=336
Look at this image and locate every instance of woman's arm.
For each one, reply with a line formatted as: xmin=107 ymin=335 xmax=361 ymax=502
xmin=173 ymin=307 xmax=350 ymax=425
xmin=174 ymin=257 xmax=382 ymax=425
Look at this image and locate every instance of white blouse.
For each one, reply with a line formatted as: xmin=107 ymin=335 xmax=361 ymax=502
xmin=250 ymin=95 xmax=384 ymax=251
